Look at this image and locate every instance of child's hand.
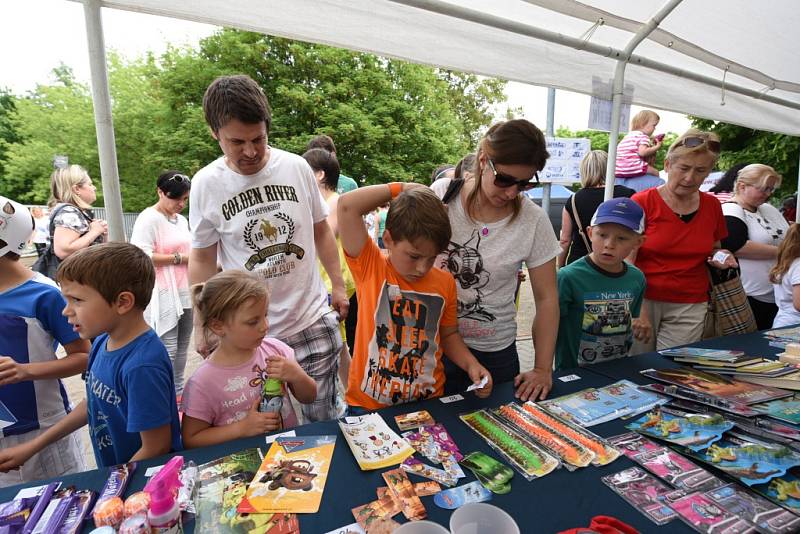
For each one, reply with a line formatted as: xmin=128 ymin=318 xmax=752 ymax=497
xmin=0 ymin=441 xmax=36 ymax=473
xmin=238 ymin=398 xmax=282 ymax=437
xmin=632 ymin=317 xmax=652 ymax=343
xmin=266 ymin=354 xmax=302 ymax=383
xmin=0 ymin=356 xmax=30 ymax=386
xmin=467 ymin=364 xmax=493 ymax=399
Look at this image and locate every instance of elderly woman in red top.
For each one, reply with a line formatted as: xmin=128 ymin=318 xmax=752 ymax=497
xmin=630 ymin=129 xmax=737 ymax=353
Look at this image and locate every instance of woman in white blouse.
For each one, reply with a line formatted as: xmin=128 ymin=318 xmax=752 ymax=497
xmin=721 ymin=164 xmax=789 ymax=330
xmin=131 ymin=171 xmax=192 ymax=396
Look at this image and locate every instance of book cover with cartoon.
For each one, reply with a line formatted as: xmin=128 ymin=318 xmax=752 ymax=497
xmin=238 ymin=435 xmax=336 ymax=514
xmin=340 ymin=413 xmax=414 ymax=470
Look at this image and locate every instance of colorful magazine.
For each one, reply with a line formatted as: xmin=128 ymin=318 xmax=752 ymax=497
xmin=599 ymin=380 xmax=668 ymax=416
xmin=640 ymin=367 xmax=792 ymax=405
xmin=238 ymin=435 xmax=336 ymax=514
xmin=752 ymin=397 xmax=800 ymax=425
xmin=339 ymin=413 xmax=414 ymax=470
xmin=659 ymin=347 xmax=745 ymax=361
xmin=539 ymin=387 xmax=629 ymax=426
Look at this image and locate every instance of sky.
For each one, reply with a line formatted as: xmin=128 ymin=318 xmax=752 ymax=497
xmin=1 ymin=0 xmax=691 ymax=135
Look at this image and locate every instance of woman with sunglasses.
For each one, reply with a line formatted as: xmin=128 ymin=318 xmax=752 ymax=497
xmin=720 ymin=164 xmax=788 ymax=330
xmin=437 ymin=119 xmax=561 ymax=401
xmin=630 ymin=130 xmax=737 ymax=353
xmin=130 ymin=171 xmax=192 ymax=396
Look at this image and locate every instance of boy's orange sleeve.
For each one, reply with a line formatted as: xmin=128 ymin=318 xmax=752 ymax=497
xmin=440 ymin=273 xmax=458 ymax=328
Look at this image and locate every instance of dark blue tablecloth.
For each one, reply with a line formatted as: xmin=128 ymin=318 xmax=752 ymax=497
xmin=9 ymin=335 xmax=780 ymax=534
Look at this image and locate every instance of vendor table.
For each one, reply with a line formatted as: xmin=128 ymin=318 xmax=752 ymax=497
xmin=3 ymin=328 xmax=783 ymax=533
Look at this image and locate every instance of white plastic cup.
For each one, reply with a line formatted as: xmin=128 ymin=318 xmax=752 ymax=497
xmin=449 ymin=502 xmax=520 ymax=534
xmin=394 ymin=520 xmax=450 ymax=534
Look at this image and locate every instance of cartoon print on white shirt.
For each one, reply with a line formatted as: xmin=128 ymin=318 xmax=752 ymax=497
xmin=441 ymin=230 xmax=494 ymax=322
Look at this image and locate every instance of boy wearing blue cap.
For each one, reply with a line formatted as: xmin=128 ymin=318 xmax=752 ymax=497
xmin=555 ymin=197 xmax=650 ymax=369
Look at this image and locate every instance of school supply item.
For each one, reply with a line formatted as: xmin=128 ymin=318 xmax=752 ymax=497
xmin=641 ymin=367 xmax=792 ymax=405
xmin=599 ymin=379 xmax=669 ymax=417
xmin=402 ymin=424 xmax=465 ymax=479
xmin=601 ymin=467 xmax=676 ymax=525
xmin=394 ymin=410 xmax=435 ymax=431
xmin=340 ymin=413 xmax=414 ymax=470
xmin=670 ymin=491 xmax=756 ymax=533
xmin=238 ymin=435 xmax=336 ymax=514
xmin=459 ymin=451 xmax=514 ymax=495
xmin=401 ymin=458 xmax=457 ymax=487
xmin=495 ymin=403 xmax=594 ymax=468
xmin=633 ymin=448 xmax=724 ymax=492
xmin=626 ymin=407 xmax=732 ymax=451
xmin=539 ymin=388 xmax=628 ymax=426
xmin=433 ymin=482 xmax=492 ymax=510
xmin=460 ymin=410 xmax=559 ymax=480
xmin=705 ymin=483 xmax=800 ymax=534
xmin=383 ymin=468 xmax=426 ymax=521
xmin=521 ymin=402 xmax=620 ymax=465
xmin=606 ymin=432 xmax=663 ymax=459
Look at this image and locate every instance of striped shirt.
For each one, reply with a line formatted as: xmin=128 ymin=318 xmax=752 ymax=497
xmin=615 ymin=130 xmax=651 ymax=177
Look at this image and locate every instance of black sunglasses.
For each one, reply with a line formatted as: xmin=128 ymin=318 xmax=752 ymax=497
xmin=673 ymin=136 xmax=721 ymax=153
xmin=487 ymin=159 xmax=538 ymax=191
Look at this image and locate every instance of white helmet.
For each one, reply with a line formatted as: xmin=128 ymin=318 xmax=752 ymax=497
xmin=0 ymin=195 xmax=34 ymax=257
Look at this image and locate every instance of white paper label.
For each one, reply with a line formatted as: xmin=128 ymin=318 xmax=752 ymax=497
xmin=323 ymin=523 xmax=366 ymax=534
xmin=265 ymin=429 xmax=296 ymax=444
xmin=558 ymin=374 xmax=582 ymax=382
xmin=439 ymin=394 xmax=464 ymax=403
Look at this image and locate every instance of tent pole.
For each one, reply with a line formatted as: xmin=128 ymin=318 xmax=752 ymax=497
xmin=542 ymin=88 xmax=555 ymax=216
xmin=604 ymin=0 xmax=683 ymax=201
xmin=796 ymin=149 xmax=800 ymax=224
xmin=82 ymin=0 xmax=125 ymax=242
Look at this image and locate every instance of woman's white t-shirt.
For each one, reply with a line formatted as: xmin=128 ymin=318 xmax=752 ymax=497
xmin=773 ymin=258 xmax=800 ymax=328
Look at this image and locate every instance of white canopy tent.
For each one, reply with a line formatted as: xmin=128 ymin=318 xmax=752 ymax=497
xmin=72 ymin=0 xmax=800 ymax=239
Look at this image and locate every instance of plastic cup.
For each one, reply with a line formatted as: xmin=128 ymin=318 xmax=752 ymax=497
xmin=394 ymin=520 xmax=450 ymax=533
xmin=449 ymin=502 xmax=520 ymax=534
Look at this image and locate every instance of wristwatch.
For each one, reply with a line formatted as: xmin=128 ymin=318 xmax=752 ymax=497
xmin=173 ymin=252 xmax=181 ymax=265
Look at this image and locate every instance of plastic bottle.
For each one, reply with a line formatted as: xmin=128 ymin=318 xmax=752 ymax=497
xmin=143 ymin=456 xmax=184 ymax=533
xmin=259 ymin=377 xmax=284 ymax=429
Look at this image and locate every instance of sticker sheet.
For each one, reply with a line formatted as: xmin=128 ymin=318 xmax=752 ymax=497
xmin=394 ymin=410 xmax=435 ymax=431
xmin=433 ymin=481 xmax=492 ymax=509
xmin=669 ymin=492 xmax=756 ymax=533
xmin=402 ymin=423 xmax=465 ymax=479
xmin=685 ymin=439 xmax=800 ymax=486
xmin=626 ymin=407 xmax=732 ymax=451
xmin=601 ymin=467 xmax=676 ymax=525
xmin=705 ymin=483 xmax=800 ymax=534
xmin=238 ymin=435 xmax=336 ymax=514
xmin=401 ymin=457 xmax=457 ymax=487
xmin=382 ymin=468 xmax=426 ymax=521
xmin=633 ymin=448 xmax=724 ymax=492
xmin=340 ymin=413 xmax=414 ymax=470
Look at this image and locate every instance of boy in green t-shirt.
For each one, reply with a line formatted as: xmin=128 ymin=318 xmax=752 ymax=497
xmin=556 ymin=198 xmax=651 ymax=369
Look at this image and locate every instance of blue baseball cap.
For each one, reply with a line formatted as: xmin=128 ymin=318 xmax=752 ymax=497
xmin=590 ymin=197 xmax=645 ymax=234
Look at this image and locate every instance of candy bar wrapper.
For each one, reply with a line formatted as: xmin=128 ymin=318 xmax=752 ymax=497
xmin=401 ymin=458 xmax=457 ymax=487
xmin=413 ymin=481 xmax=441 ymax=496
xmin=382 ymin=468 xmax=426 ymax=521
xmin=55 ymin=490 xmax=95 ymax=534
xmin=0 ymin=496 xmax=39 ymax=529
xmin=92 ymin=463 xmax=136 ymax=516
xmin=22 ymin=482 xmax=59 ymax=534
xmin=29 ymin=493 xmax=76 ymax=534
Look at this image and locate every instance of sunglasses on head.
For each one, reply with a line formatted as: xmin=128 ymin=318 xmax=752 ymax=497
xmin=673 ymin=136 xmax=721 ymax=153
xmin=487 ymin=159 xmax=538 ymax=191
xmin=168 ymin=174 xmax=190 ymax=184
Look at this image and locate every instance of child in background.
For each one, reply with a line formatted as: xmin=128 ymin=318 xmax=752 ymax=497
xmin=338 ymin=183 xmax=492 ymax=411
xmin=615 ymin=110 xmax=664 ymax=193
xmin=0 ymin=196 xmax=90 ymax=487
xmin=770 ymin=224 xmax=800 ymax=328
xmin=181 ymin=271 xmax=316 ymax=448
xmin=0 ymin=242 xmax=182 ymax=471
xmin=556 ymin=198 xmax=650 ymax=369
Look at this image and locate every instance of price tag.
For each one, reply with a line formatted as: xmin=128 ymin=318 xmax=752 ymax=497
xmin=344 ymin=416 xmax=362 ymax=424
xmin=558 ymin=374 xmax=581 ymax=382
xmin=439 ymin=394 xmax=464 ymax=403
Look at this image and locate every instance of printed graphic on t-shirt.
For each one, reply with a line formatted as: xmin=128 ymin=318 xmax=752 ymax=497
xmin=219 ymin=185 xmax=306 ymax=277
xmin=361 ymin=283 xmax=444 ymax=405
xmin=577 ymin=290 xmax=635 ymax=366
xmin=86 ymin=368 xmax=119 ymax=452
xmin=441 ymin=230 xmax=494 ymax=322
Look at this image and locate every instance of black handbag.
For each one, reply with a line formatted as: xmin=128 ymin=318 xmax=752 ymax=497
xmin=31 ymin=204 xmax=71 ymax=280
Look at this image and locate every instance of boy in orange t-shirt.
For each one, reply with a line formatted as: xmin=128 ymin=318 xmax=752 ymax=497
xmin=338 ymin=183 xmax=492 ymax=410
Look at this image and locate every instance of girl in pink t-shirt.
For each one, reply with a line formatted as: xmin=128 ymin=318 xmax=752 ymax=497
xmin=181 ymin=271 xmax=317 ymax=449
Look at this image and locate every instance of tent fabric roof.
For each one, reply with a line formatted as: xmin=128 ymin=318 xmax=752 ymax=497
xmin=89 ymin=0 xmax=800 ymax=135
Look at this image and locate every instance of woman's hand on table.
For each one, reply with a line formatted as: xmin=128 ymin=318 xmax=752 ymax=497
xmin=514 ymin=368 xmax=553 ymax=401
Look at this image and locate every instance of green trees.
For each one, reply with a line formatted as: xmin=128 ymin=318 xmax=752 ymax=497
xmin=0 ymin=29 xmax=505 ymax=211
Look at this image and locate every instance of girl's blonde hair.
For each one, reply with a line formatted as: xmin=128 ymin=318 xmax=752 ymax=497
xmin=734 ymin=163 xmax=782 ymax=196
xmin=770 ymin=224 xmax=800 ymax=284
xmin=579 ymin=150 xmax=608 ymax=188
xmin=192 ymin=270 xmax=268 ymax=329
xmin=50 ymin=165 xmax=92 ymax=210
xmin=630 ymin=110 xmax=660 ymax=131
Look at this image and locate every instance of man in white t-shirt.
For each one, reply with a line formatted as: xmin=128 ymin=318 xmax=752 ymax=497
xmin=189 ymin=75 xmax=347 ymax=422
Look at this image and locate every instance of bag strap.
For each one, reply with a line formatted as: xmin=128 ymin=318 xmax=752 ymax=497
xmin=46 ymin=204 xmax=70 ymax=241
xmin=570 ymin=194 xmax=592 ymax=253
xmin=442 ymin=178 xmax=465 ymax=204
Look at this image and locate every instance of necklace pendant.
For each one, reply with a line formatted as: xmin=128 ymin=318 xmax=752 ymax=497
xmin=480 ymin=225 xmax=489 ymax=237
